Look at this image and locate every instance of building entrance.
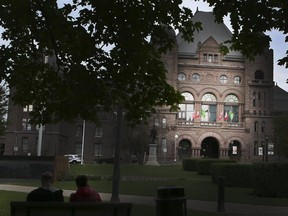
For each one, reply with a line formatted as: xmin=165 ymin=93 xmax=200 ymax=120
xmin=178 ymin=139 xmax=192 ymax=160
xmin=201 ymin=137 xmax=219 ymax=158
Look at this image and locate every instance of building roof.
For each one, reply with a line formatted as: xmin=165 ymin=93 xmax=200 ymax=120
xmin=176 ymin=11 xmax=242 ymax=57
xmin=273 ymin=84 xmax=288 ymax=113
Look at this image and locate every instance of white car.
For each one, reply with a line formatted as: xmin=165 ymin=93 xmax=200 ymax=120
xmin=64 ymin=154 xmax=82 ymax=164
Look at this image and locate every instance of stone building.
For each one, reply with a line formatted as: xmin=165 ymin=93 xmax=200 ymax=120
xmin=3 ymin=11 xmax=285 ymax=163
xmin=150 ymin=11 xmax=275 ymax=163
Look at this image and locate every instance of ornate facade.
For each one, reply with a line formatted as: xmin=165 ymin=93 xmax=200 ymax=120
xmin=151 ymin=11 xmax=275 ymax=162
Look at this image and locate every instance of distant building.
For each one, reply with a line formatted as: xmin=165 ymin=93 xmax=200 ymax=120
xmin=3 ymin=11 xmax=288 ymax=163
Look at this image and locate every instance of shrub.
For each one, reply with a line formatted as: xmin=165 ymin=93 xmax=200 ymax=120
xmin=182 ymin=158 xmax=198 ymax=171
xmin=211 ymin=163 xmax=252 ymax=187
xmin=252 ymin=162 xmax=288 ymax=198
xmin=197 ymin=159 xmax=236 ymax=175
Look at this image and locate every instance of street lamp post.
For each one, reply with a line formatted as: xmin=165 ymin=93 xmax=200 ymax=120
xmin=174 ymin=132 xmax=179 ymax=163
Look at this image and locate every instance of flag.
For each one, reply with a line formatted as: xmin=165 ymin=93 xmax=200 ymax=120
xmin=224 ymin=112 xmax=228 ymax=121
xmin=193 ymin=111 xmax=200 ymax=119
xmin=229 ymin=110 xmax=234 ymax=121
xmin=201 ymin=106 xmax=209 ymax=121
xmin=201 ymin=109 xmax=206 ymax=118
xmin=217 ymin=112 xmax=223 ymax=120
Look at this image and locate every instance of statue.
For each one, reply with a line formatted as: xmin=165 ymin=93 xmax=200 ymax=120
xmin=150 ymin=125 xmax=157 ymax=144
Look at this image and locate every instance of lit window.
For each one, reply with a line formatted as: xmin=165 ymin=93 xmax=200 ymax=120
xmin=219 ymin=75 xmax=228 ymax=84
xmin=22 ymin=118 xmax=32 ymax=131
xmin=177 ymin=73 xmax=186 ymax=81
xmin=178 ymin=92 xmax=195 ymax=121
xmin=201 ymin=93 xmax=217 ymax=122
xmin=224 ymin=94 xmax=239 ymax=103
xmin=224 ymin=94 xmax=239 ymax=122
xmin=192 ymin=73 xmax=200 ymax=82
xmin=23 ymin=105 xmax=33 ymax=112
xmin=208 ymin=54 xmax=213 ymax=62
xmin=234 ymin=76 xmax=241 ymax=84
xmin=162 ymin=118 xmax=167 ymax=128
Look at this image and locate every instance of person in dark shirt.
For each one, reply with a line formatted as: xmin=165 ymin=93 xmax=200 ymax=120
xmin=26 ymin=171 xmax=64 ymax=202
xmin=69 ymin=175 xmax=101 ymax=202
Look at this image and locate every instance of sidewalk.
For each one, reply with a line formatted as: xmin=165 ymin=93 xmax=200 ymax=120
xmin=1 ymin=184 xmax=288 ymax=216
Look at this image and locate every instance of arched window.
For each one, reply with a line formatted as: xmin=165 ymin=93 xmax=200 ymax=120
xmin=178 ymin=73 xmax=186 ymax=81
xmin=192 ymin=73 xmax=200 ymax=82
xmin=201 ymin=93 xmax=217 ymax=122
xmin=95 ymin=127 xmax=103 ymax=137
xmin=255 ymin=70 xmax=264 ymax=80
xmin=178 ymin=92 xmax=195 ymax=121
xmin=234 ymin=76 xmax=241 ymax=84
xmin=219 ymin=75 xmax=228 ymax=84
xmin=224 ymin=94 xmax=239 ymax=122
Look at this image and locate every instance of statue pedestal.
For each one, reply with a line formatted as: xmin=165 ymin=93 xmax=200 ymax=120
xmin=146 ymin=143 xmax=159 ymax=166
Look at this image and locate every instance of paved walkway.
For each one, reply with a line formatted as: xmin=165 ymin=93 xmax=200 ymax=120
xmin=1 ymin=184 xmax=288 ymax=215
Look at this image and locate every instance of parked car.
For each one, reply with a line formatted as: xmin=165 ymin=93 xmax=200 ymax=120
xmin=64 ymin=154 xmax=81 ymax=164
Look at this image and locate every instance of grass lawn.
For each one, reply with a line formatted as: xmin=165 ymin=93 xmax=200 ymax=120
xmin=1 ymin=164 xmax=288 ymax=216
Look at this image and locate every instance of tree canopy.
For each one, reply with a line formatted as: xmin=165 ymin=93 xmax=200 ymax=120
xmin=0 ymin=84 xmax=7 ymax=135
xmin=0 ymin=0 xmax=203 ymax=124
xmin=203 ymin=0 xmax=288 ymax=67
xmin=0 ymin=0 xmax=287 ymax=124
xmin=273 ymin=114 xmax=288 ymax=158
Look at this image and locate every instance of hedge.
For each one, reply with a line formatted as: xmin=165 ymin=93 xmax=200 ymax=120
xmin=197 ymin=159 xmax=236 ymax=175
xmin=182 ymin=158 xmax=198 ymax=171
xmin=211 ymin=163 xmax=252 ymax=187
xmin=252 ymin=162 xmax=288 ymax=198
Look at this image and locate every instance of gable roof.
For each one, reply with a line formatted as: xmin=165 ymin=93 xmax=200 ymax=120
xmin=177 ymin=11 xmax=242 ymax=57
xmin=273 ymin=85 xmax=288 ymax=113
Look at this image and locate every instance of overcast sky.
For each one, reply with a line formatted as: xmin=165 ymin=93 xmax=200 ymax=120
xmin=181 ymin=0 xmax=288 ymax=92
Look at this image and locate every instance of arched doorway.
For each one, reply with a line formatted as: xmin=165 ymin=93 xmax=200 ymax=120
xmin=178 ymin=139 xmax=192 ymax=160
xmin=228 ymin=140 xmax=241 ymax=160
xmin=201 ymin=137 xmax=219 ymax=158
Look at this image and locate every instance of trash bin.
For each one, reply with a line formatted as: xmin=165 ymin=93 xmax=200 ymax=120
xmin=155 ymin=185 xmax=186 ymax=216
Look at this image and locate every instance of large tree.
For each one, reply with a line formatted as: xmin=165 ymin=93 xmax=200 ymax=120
xmin=1 ymin=1 xmax=288 ymax=124
xmin=0 ymin=0 xmax=201 ymax=124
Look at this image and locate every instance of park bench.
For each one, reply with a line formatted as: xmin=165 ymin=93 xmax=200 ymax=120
xmin=10 ymin=201 xmax=133 ymax=216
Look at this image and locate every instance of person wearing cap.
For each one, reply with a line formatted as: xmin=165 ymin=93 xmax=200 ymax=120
xmin=26 ymin=171 xmax=64 ymax=202
xmin=69 ymin=175 xmax=101 ymax=202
